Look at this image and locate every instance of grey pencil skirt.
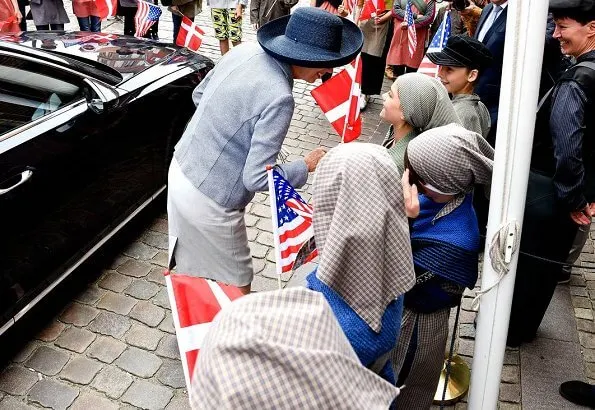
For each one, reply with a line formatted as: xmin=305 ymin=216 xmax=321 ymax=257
xmin=167 ymin=159 xmax=254 ymax=286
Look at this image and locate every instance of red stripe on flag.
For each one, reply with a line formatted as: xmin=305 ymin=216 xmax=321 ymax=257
xmin=170 ymin=275 xmax=223 ymax=328
xmin=186 ymin=350 xmax=199 ymax=382
xmin=278 ymin=220 xmax=311 ymax=244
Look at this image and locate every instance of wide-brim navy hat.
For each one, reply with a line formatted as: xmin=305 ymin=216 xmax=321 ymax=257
xmin=427 ymin=35 xmax=493 ymax=71
xmin=257 ymin=8 xmax=364 ymax=68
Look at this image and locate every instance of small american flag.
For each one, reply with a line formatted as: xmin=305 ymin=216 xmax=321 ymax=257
xmin=418 ymin=11 xmax=452 ymax=77
xmin=405 ymin=0 xmax=417 ymax=58
xmin=268 ymin=169 xmax=317 ymax=274
xmin=134 ymin=0 xmax=162 ymax=38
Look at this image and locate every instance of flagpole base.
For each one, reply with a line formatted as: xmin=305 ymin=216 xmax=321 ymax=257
xmin=433 ymin=355 xmax=471 ymax=406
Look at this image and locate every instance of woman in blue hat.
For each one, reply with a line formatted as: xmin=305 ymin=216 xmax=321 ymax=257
xmin=167 ymin=8 xmax=363 ymax=294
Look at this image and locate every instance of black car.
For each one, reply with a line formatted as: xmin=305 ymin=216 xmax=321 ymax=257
xmin=0 ymin=31 xmax=213 ymax=335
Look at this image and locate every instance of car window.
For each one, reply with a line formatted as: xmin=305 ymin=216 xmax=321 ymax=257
xmin=0 ymin=55 xmax=84 ymax=136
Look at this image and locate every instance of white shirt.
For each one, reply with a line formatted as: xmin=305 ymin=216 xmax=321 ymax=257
xmin=477 ymin=2 xmax=508 ymax=42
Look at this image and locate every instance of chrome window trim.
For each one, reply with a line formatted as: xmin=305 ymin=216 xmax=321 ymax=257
xmin=0 ymin=99 xmax=88 ymax=154
xmin=0 ymin=185 xmax=167 ymax=336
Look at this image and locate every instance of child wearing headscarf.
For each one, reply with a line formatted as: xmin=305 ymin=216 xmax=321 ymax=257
xmin=190 ymin=287 xmax=402 ymax=409
xmin=392 ymin=124 xmax=494 ymax=409
xmin=305 ymin=143 xmax=416 ymax=383
xmin=380 ymin=73 xmax=461 ymax=175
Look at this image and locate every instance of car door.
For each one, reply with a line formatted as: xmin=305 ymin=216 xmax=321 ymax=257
xmin=0 ymin=52 xmax=157 ymax=331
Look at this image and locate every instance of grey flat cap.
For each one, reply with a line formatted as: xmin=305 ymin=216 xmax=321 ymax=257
xmin=550 ymin=0 xmax=594 ymax=11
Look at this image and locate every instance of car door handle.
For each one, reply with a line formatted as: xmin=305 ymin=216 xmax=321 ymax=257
xmin=0 ymin=170 xmax=34 ymax=196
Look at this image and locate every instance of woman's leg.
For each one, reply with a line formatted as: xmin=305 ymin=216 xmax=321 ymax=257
xmin=172 ymin=12 xmax=182 ymax=41
xmin=50 ymin=23 xmax=64 ymax=30
xmin=90 ymin=15 xmax=101 ymax=32
xmin=123 ymin=8 xmax=135 ymax=36
xmin=77 ymin=16 xmax=91 ymax=31
xmin=36 ymin=24 xmax=49 ymax=30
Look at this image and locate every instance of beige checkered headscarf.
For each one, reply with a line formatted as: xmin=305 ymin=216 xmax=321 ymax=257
xmin=407 ymin=124 xmax=494 ymax=195
xmin=396 ymin=73 xmax=461 ymax=132
xmin=189 ymin=288 xmax=401 ymax=409
xmin=313 ymin=143 xmax=416 ymax=333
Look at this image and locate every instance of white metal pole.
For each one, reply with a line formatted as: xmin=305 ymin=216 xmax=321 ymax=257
xmin=468 ymin=1 xmax=549 ymax=409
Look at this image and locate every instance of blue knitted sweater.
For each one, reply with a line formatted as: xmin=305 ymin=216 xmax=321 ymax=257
xmin=411 ymin=193 xmax=480 ymax=289
xmin=306 ymin=271 xmax=403 ymax=383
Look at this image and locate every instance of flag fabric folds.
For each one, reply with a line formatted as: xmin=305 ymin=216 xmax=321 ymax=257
xmin=94 ymin=0 xmax=117 ymax=19
xmin=267 ymin=168 xmax=317 ymax=274
xmin=311 ymin=55 xmax=363 ymax=143
xmin=405 ymin=0 xmax=417 ymax=57
xmin=359 ymin=0 xmax=386 ymax=21
xmin=164 ymin=270 xmax=244 ymax=392
xmin=134 ymin=0 xmax=162 ymax=38
xmin=176 ymin=15 xmax=205 ymax=52
xmin=418 ymin=10 xmax=452 ymax=77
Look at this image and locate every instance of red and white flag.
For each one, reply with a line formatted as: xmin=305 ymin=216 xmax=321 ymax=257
xmin=418 ymin=11 xmax=451 ymax=77
xmin=311 ymin=55 xmax=363 ymax=143
xmin=405 ymin=0 xmax=417 ymax=57
xmin=359 ymin=0 xmax=385 ymax=21
xmin=164 ymin=270 xmax=244 ymax=391
xmin=94 ymin=0 xmax=117 ymax=19
xmin=342 ymin=0 xmax=358 ymax=15
xmin=176 ymin=16 xmax=205 ymax=52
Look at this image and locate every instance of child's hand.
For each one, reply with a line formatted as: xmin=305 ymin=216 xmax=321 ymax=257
xmin=402 ymin=169 xmax=420 ymax=218
xmin=253 ymin=23 xmax=259 ymax=30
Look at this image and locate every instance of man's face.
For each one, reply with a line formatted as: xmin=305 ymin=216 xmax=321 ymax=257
xmin=437 ymin=65 xmax=477 ymax=95
xmin=553 ymin=17 xmax=595 ymax=58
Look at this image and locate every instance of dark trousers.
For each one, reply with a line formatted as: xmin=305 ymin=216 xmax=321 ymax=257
xmin=172 ymin=12 xmax=182 ymax=42
xmin=507 ymin=172 xmax=578 ymax=346
xmin=18 ymin=0 xmax=26 ymax=31
xmin=77 ymin=16 xmax=101 ymax=32
xmin=36 ymin=24 xmax=64 ymax=30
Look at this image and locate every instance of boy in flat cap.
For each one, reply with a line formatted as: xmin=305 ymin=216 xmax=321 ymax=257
xmin=508 ymin=0 xmax=595 ymax=350
xmin=427 ymin=34 xmax=494 ymax=138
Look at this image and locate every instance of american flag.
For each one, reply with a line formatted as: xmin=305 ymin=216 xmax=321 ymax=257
xmin=164 ymin=270 xmax=244 ymax=392
xmin=405 ymin=0 xmax=417 ymax=57
xmin=176 ymin=15 xmax=205 ymax=52
xmin=310 ymin=56 xmax=363 ymax=143
xmin=267 ymin=169 xmax=317 ymax=274
xmin=343 ymin=0 xmax=358 ymax=15
xmin=359 ymin=0 xmax=386 ymax=21
xmin=134 ymin=0 xmax=162 ymax=38
xmin=418 ymin=11 xmax=452 ymax=77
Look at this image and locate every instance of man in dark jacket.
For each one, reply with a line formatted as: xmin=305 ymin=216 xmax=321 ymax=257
xmin=508 ymin=0 xmax=595 ymax=347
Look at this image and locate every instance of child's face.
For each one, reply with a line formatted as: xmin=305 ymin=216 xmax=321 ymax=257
xmin=380 ymin=82 xmax=406 ymax=127
xmin=437 ymin=66 xmax=477 ymax=95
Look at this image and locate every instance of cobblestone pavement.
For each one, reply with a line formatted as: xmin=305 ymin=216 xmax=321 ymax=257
xmin=2 ymin=3 xmax=595 ymax=409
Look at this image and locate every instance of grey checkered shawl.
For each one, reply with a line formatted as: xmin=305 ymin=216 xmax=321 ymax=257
xmin=396 ymin=73 xmax=461 ymax=132
xmin=189 ymin=288 xmax=401 ymax=409
xmin=313 ymin=143 xmax=416 ymax=333
xmin=407 ymin=124 xmax=494 ymax=195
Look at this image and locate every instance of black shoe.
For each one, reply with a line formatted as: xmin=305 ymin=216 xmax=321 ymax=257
xmin=557 ymin=269 xmax=571 ymax=284
xmin=559 ymin=381 xmax=595 ymax=407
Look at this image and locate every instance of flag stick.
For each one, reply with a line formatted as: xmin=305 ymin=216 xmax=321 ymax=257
xmin=266 ymin=166 xmax=284 ymax=290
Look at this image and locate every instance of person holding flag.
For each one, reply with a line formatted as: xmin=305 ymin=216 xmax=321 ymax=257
xmin=167 ymin=8 xmax=363 ymax=295
xmin=386 ymin=0 xmax=435 ymax=78
xmin=73 ymin=0 xmax=103 ymax=31
xmin=304 ymin=142 xmax=416 ymax=383
xmin=0 ymin=0 xmax=21 ymax=32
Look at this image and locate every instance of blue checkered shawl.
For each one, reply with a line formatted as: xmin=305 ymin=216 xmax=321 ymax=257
xmin=411 ymin=193 xmax=480 ymax=289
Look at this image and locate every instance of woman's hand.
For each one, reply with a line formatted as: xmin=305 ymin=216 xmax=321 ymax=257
xmin=400 ymin=21 xmax=408 ymax=29
xmin=402 ymin=169 xmax=420 ymax=218
xmin=235 ymin=4 xmax=243 ymax=20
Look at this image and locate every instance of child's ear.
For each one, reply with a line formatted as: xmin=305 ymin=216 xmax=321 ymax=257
xmin=467 ymin=69 xmax=479 ymax=83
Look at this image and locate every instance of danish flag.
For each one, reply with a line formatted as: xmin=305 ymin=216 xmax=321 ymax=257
xmin=311 ymin=55 xmax=362 ymax=143
xmin=359 ymin=0 xmax=386 ymax=21
xmin=94 ymin=0 xmax=117 ymax=19
xmin=164 ymin=270 xmax=244 ymax=391
xmin=176 ymin=15 xmax=205 ymax=52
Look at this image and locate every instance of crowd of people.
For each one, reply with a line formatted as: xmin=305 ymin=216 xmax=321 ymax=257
xmin=2 ymin=0 xmax=595 ymax=407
